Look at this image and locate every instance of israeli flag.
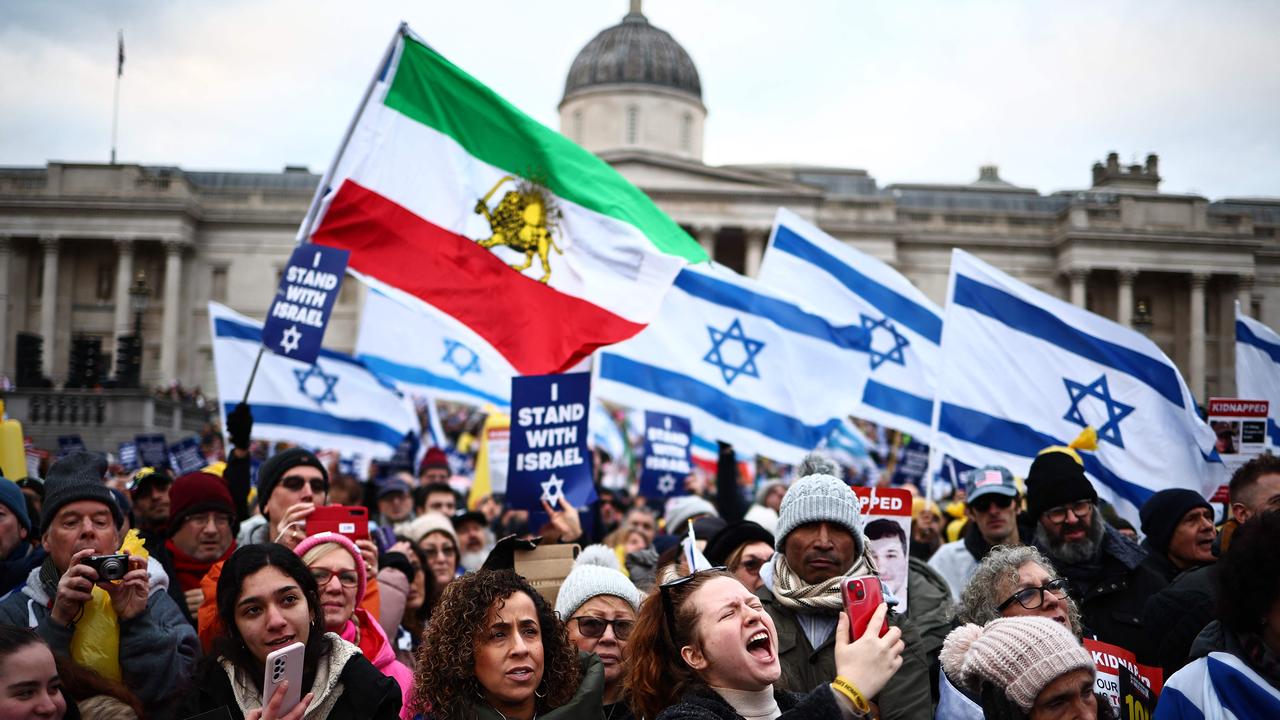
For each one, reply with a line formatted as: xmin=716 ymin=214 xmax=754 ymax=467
xmin=1234 ymin=303 xmax=1280 ymax=446
xmin=355 ymin=286 xmax=514 ymax=409
xmin=931 ymin=250 xmax=1225 ymax=521
xmin=210 ymin=302 xmax=423 ymax=475
xmin=758 ymin=209 xmax=942 ymax=439
xmin=594 ymin=263 xmax=871 ymax=463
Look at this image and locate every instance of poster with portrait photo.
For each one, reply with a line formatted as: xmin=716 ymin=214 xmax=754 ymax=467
xmin=852 ymin=486 xmax=913 ymax=614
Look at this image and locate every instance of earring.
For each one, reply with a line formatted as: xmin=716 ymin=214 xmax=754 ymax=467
xmin=534 ymin=685 xmax=546 ymax=699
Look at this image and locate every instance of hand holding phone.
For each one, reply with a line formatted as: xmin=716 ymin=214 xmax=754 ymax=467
xmin=261 ymin=642 xmax=305 ymax=717
xmin=841 ymin=575 xmax=889 ymax=640
xmin=305 ymin=505 xmax=370 ymax=542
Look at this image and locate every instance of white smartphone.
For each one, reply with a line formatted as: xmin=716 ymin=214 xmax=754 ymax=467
xmin=262 ymin=641 xmax=305 ymax=715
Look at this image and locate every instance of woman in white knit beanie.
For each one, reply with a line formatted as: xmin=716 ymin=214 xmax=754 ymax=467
xmin=940 ymin=616 xmax=1110 ymax=720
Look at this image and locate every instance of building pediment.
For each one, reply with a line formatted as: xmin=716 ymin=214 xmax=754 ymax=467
xmin=599 ymin=150 xmax=821 ymax=198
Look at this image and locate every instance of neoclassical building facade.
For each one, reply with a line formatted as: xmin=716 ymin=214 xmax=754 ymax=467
xmin=0 ymin=5 xmax=1276 ymax=406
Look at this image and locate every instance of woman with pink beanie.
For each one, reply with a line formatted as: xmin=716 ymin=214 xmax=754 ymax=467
xmin=939 ymin=616 xmax=1112 ymax=720
xmin=296 ymin=532 xmax=414 ymax=719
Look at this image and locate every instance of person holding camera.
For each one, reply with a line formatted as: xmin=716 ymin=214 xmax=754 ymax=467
xmin=0 ymin=452 xmax=199 ymax=719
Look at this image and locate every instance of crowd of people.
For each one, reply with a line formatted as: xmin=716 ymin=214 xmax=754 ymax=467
xmin=0 ymin=403 xmax=1278 ymax=720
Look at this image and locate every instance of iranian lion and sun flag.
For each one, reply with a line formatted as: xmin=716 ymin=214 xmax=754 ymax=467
xmin=304 ymin=25 xmax=706 ymax=375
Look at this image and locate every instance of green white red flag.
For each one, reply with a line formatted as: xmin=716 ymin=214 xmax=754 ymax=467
xmin=305 ymin=26 xmax=706 ymax=374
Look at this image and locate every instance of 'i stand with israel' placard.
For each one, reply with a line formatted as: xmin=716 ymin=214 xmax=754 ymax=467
xmin=507 ymin=373 xmax=596 ymax=518
xmin=263 ymin=244 xmax=350 ymax=364
xmin=640 ymin=411 xmax=692 ymax=499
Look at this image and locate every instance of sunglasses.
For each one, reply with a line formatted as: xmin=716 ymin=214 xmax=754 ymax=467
xmin=310 ymin=568 xmax=360 ymax=588
xmin=659 ymin=567 xmax=727 ymax=640
xmin=996 ymin=577 xmax=1070 ymax=612
xmin=970 ymin=494 xmax=1015 ymax=513
xmin=570 ymin=616 xmax=634 ymax=641
xmin=280 ymin=475 xmax=327 ymax=494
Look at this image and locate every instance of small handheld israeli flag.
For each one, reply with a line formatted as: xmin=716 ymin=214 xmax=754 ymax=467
xmin=682 ymin=519 xmax=714 ymax=574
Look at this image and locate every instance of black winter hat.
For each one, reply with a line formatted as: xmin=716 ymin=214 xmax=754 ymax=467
xmin=704 ymin=520 xmax=776 ymax=567
xmin=256 ymin=447 xmax=328 ymax=512
xmin=1025 ymin=451 xmax=1098 ymax=522
xmin=41 ymin=452 xmax=123 ymax=531
xmin=1139 ymin=489 xmax=1211 ymax=555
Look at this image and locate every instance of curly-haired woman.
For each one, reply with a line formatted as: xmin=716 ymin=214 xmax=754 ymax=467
xmin=410 ymin=568 xmax=605 ymax=720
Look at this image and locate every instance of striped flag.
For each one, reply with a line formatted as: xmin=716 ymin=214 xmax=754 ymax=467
xmin=209 ymin=302 xmax=422 ymax=475
xmin=594 ymin=263 xmax=872 ymax=463
xmin=1234 ymin=302 xmax=1280 ymax=445
xmin=932 ymin=250 xmax=1225 ymax=522
xmin=758 ymin=209 xmax=942 ymax=439
xmin=117 ymin=31 xmax=124 ymax=77
xmin=306 ymin=26 xmax=705 ymax=376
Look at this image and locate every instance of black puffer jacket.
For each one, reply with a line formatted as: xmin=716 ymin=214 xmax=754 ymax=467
xmin=655 ymin=684 xmax=847 ymax=720
xmin=1142 ymin=563 xmax=1219 ymax=677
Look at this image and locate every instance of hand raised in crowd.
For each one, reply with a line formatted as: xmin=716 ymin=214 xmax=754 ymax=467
xmin=833 ymin=604 xmax=904 ymax=702
xmin=246 ymin=682 xmax=313 ymax=720
xmin=274 ymin=502 xmax=318 ymax=550
xmin=101 ymin=553 xmax=150 ymax=621
xmin=184 ymin=587 xmax=204 ymax=616
xmin=539 ymin=497 xmax=582 ymax=543
xmin=355 ymin=538 xmax=379 ymax=576
xmin=227 ymin=402 xmax=254 ymax=453
xmin=50 ymin=548 xmax=101 ymax=626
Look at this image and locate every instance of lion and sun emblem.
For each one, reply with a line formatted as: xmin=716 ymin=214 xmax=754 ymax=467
xmin=472 ymin=175 xmax=564 ymax=283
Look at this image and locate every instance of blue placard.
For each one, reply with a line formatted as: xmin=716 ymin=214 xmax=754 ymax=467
xmin=168 ymin=436 xmax=206 ymax=475
xmin=263 ymin=244 xmax=350 ymax=364
xmin=640 ymin=411 xmax=692 ymax=499
xmin=889 ymin=438 xmax=930 ymax=487
xmin=117 ymin=441 xmax=139 ymax=472
xmin=57 ymin=435 xmax=88 ymax=459
xmin=134 ymin=433 xmax=169 ymax=470
xmin=507 ymin=372 xmax=595 ymax=515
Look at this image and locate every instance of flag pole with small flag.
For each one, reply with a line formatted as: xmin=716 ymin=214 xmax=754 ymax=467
xmin=111 ymin=30 xmax=123 ymax=164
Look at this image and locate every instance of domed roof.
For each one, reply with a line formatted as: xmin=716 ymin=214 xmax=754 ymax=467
xmin=563 ymin=5 xmax=702 ymax=102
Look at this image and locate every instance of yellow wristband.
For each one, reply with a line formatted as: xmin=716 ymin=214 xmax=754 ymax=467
xmin=832 ymin=676 xmax=870 ymax=714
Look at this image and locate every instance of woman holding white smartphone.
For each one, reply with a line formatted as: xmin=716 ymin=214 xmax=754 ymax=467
xmin=176 ymin=543 xmax=402 ymax=720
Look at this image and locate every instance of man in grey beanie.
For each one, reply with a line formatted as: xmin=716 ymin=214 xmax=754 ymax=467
xmin=755 ymin=453 xmax=931 ymax=720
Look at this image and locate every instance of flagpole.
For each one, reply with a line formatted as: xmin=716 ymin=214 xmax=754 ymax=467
xmin=294 ymin=21 xmax=407 ymax=245
xmin=111 ymin=30 xmax=122 ymax=164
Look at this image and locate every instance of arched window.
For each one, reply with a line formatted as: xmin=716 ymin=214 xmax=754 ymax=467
xmin=626 ymin=105 xmax=639 ymax=145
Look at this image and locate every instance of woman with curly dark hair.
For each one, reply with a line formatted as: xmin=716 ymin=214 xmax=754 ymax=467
xmin=410 ymin=568 xmax=605 ymax=720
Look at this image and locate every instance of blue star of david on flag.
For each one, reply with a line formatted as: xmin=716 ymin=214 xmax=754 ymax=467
xmin=441 ymin=338 xmax=481 ymax=377
xmin=294 ymin=364 xmax=339 ymax=406
xmin=1062 ymin=374 xmax=1134 ymax=448
xmin=860 ymin=314 xmax=909 ymax=370
xmin=703 ymin=318 xmax=765 ymax=385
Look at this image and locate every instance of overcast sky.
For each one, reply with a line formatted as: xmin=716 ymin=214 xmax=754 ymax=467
xmin=3 ymin=0 xmax=1278 ymax=199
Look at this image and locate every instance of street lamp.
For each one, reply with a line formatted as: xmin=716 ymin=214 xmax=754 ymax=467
xmin=1132 ymin=297 xmax=1154 ymax=336
xmin=129 ymin=271 xmax=150 ymax=337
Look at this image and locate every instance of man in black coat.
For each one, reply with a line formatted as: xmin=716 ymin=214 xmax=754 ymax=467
xmin=1137 ymin=488 xmax=1215 ymax=584
xmin=1025 ymin=449 xmax=1165 ymax=665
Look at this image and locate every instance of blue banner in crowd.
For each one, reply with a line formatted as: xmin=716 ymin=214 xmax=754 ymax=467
xmin=507 ymin=373 xmax=595 ymax=517
xmin=263 ymin=243 xmax=350 ymax=365
xmin=889 ymin=439 xmax=930 ymax=487
xmin=640 ymin=411 xmax=692 ymax=499
xmin=134 ymin=433 xmax=168 ymax=469
xmin=57 ymin=435 xmax=87 ymax=459
xmin=118 ymin=441 xmax=139 ymax=472
xmin=167 ymin=436 xmax=206 ymax=475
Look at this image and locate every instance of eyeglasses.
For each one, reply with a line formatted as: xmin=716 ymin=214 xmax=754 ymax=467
xmin=570 ymin=616 xmax=634 ymax=641
xmin=182 ymin=512 xmax=232 ymax=529
xmin=1044 ymin=500 xmax=1093 ymax=525
xmin=280 ymin=475 xmax=327 ymax=494
xmin=996 ymin=578 xmax=1070 ymax=612
xmin=659 ymin=567 xmax=726 ymax=640
xmin=310 ymin=568 xmax=360 ymax=588
xmin=970 ymin=494 xmax=1015 ymax=513
xmin=421 ymin=545 xmax=456 ymax=559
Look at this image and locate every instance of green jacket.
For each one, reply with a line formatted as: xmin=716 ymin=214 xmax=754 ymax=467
xmin=906 ymin=556 xmax=954 ymax=708
xmin=756 ymin=585 xmax=932 ymax=720
xmin=463 ymin=652 xmax=606 ymax=720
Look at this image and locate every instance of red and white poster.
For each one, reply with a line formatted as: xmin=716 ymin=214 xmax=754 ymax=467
xmin=853 ymin=487 xmax=913 ymax=613
xmin=1083 ymin=638 xmax=1162 ymax=716
xmin=1207 ymin=398 xmax=1269 ymax=503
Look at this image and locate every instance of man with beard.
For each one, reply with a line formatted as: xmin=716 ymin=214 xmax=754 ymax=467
xmin=1025 ymin=448 xmax=1165 ymax=664
xmin=451 ymin=508 xmax=494 ymax=571
xmin=929 ymin=466 xmax=1023 ymax=602
xmin=755 ymin=453 xmax=931 ymax=720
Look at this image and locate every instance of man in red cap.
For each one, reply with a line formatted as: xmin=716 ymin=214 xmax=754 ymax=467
xmin=417 ymin=446 xmax=450 ymax=486
xmin=153 ymin=471 xmax=238 ymax=625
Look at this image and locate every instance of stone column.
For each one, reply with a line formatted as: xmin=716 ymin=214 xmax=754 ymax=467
xmin=0 ymin=236 xmax=10 ymax=375
xmin=1068 ymin=268 xmax=1090 ymax=308
xmin=159 ymin=240 xmax=183 ymax=383
xmin=1117 ymin=269 xmax=1137 ymax=327
xmin=112 ymin=238 xmax=135 ymax=372
xmin=695 ymin=225 xmax=717 ymax=263
xmin=1236 ymin=274 xmax=1255 ymax=316
xmin=744 ymin=228 xmax=766 ymax=278
xmin=1189 ymin=272 xmax=1208 ymax=400
xmin=38 ymin=235 xmax=58 ymax=377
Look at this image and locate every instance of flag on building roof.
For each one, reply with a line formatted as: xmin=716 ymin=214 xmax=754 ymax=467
xmin=306 ymin=25 xmax=706 ymax=376
xmin=209 ymin=302 xmax=423 ymax=476
xmin=931 ymin=249 xmax=1225 ymax=522
xmin=1234 ymin=302 xmax=1280 ymax=446
xmin=594 ymin=262 xmax=872 ymax=463
xmin=758 ymin=208 xmax=942 ymax=439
